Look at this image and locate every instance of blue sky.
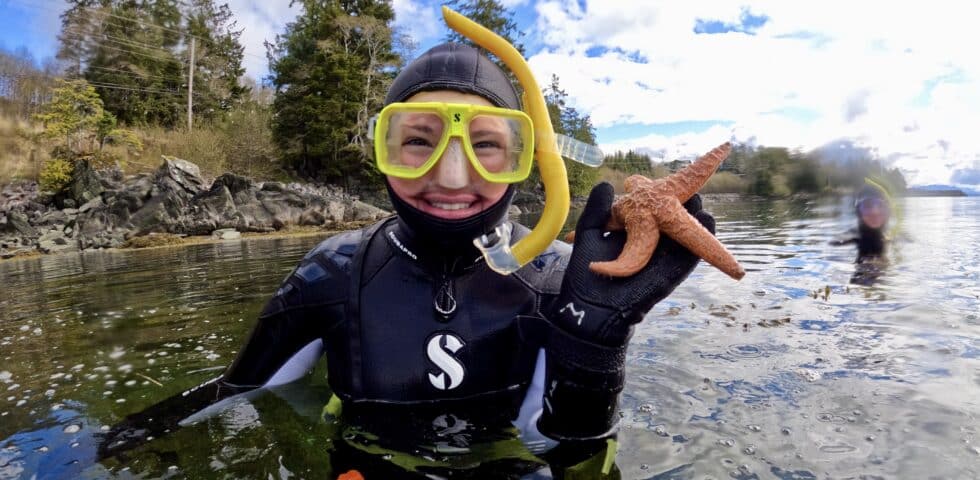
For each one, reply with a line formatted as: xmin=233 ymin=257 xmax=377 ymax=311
xmin=4 ymin=0 xmax=980 ymax=188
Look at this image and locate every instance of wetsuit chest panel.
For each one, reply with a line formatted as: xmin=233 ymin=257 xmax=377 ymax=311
xmin=355 ymin=257 xmax=538 ymax=402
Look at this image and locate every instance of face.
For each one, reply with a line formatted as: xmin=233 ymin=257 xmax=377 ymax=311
xmin=858 ymin=197 xmax=889 ymax=230
xmin=385 ymin=90 xmax=510 ymax=221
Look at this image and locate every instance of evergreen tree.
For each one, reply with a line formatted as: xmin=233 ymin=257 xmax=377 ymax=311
xmin=185 ymin=0 xmax=248 ymax=123
xmin=444 ymin=0 xmax=525 ymax=57
xmin=267 ymin=0 xmax=400 ymax=186
xmin=542 ymin=74 xmax=600 ymax=198
xmin=56 ymin=0 xmax=247 ymax=128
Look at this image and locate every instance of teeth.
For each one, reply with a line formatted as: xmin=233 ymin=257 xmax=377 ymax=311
xmin=430 ymin=202 xmax=471 ymax=211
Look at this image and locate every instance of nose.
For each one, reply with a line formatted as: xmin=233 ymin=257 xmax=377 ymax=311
xmin=433 ymin=138 xmax=470 ymax=189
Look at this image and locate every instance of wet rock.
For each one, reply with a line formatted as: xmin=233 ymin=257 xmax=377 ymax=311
xmin=63 ymin=160 xmax=104 ymax=208
xmin=350 ymin=200 xmax=388 ymax=222
xmin=3 ymin=211 xmax=36 ymax=237
xmin=211 ymin=228 xmax=241 ymax=240
xmin=2 ymin=157 xmax=391 ymax=257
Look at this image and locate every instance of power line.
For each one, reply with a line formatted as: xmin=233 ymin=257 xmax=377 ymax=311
xmin=84 ymin=64 xmax=180 ymax=83
xmin=87 ymin=81 xmax=188 ymax=97
xmin=14 ymin=0 xmax=268 ymax=61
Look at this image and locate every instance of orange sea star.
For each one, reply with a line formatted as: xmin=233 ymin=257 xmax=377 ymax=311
xmin=585 ymin=142 xmax=745 ymax=279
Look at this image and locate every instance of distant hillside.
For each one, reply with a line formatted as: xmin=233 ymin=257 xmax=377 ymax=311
xmin=904 ymin=184 xmax=976 ymax=197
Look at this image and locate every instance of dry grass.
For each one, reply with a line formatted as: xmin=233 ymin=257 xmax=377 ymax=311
xmin=0 ymin=116 xmax=50 ymax=185
xmin=702 ymin=171 xmax=749 ymax=194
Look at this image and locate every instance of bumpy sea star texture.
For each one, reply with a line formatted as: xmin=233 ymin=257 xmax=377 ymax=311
xmin=587 ymin=142 xmax=745 ymax=279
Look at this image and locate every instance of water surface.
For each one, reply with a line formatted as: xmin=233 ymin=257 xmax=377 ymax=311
xmin=1 ymin=196 xmax=978 ymax=478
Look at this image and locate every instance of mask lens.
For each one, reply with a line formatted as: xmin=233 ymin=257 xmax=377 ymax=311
xmin=385 ymin=112 xmax=446 ymax=170
xmin=858 ymin=197 xmax=886 ymax=214
xmin=468 ymin=114 xmax=527 ymax=175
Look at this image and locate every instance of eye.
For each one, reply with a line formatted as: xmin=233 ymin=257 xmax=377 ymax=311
xmin=404 ymin=137 xmax=433 ymax=147
xmin=473 ymin=140 xmax=502 ymax=150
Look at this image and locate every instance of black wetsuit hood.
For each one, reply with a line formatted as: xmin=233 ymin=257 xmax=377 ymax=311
xmin=383 ymin=42 xmax=522 ymax=254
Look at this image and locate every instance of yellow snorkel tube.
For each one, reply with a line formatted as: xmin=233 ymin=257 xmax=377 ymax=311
xmin=443 ymin=6 xmax=570 ymax=275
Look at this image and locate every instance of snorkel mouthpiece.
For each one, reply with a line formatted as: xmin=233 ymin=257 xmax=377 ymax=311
xmin=443 ymin=6 xmax=570 ymax=274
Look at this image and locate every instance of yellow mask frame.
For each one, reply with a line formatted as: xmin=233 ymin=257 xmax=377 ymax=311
xmin=442 ymin=6 xmax=570 ymax=275
xmin=370 ymin=102 xmax=535 ymax=184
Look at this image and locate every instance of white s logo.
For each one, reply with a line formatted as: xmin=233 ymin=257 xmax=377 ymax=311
xmin=427 ymin=333 xmax=466 ymax=390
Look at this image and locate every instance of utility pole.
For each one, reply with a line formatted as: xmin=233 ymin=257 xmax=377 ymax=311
xmin=187 ymin=37 xmax=195 ymax=131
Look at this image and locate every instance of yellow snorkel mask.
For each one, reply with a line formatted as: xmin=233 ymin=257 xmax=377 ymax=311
xmin=441 ymin=6 xmax=594 ymax=274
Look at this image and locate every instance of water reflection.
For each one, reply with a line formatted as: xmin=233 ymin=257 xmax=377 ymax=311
xmin=2 ymin=197 xmax=980 ymax=478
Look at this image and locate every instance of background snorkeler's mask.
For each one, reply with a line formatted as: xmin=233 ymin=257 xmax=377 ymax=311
xmin=368 ymin=102 xmax=535 ymax=183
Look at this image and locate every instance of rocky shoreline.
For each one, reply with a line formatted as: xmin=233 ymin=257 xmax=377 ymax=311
xmin=0 ymin=157 xmax=391 ymax=259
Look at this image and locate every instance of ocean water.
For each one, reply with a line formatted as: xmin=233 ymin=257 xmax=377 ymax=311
xmin=1 ymin=196 xmax=977 ymax=479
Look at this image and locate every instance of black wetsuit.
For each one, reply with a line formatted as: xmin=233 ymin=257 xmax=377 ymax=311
xmin=224 ymin=216 xmax=568 ymax=412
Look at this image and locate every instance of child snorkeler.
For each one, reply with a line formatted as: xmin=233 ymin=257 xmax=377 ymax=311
xmin=98 ymin=9 xmax=719 ymax=478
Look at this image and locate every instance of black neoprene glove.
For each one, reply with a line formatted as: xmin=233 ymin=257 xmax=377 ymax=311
xmin=553 ymin=181 xmax=715 ymax=345
xmin=538 ymin=181 xmax=715 ymax=440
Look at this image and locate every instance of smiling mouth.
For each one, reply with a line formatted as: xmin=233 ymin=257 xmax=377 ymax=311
xmin=429 ymin=201 xmax=473 ymax=211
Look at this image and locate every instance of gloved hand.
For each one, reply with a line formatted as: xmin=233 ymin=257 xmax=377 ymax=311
xmin=552 ymin=181 xmax=715 ymax=346
xmin=537 ymin=182 xmax=715 ymax=440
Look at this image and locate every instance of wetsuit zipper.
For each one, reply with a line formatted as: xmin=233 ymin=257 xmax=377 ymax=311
xmin=434 ymin=258 xmax=459 ymax=321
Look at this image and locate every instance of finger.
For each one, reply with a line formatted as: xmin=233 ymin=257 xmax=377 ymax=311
xmin=682 ymin=192 xmax=702 ymax=215
xmin=576 ymin=182 xmax=615 ymax=233
xmin=695 ymin=209 xmax=716 ymax=235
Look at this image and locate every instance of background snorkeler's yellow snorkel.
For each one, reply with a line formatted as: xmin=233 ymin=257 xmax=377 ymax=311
xmin=442 ymin=6 xmax=570 ymax=274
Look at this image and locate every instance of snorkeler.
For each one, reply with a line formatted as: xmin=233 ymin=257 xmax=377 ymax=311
xmin=97 ymin=11 xmax=717 ymax=478
xmin=832 ymin=180 xmax=893 ymax=285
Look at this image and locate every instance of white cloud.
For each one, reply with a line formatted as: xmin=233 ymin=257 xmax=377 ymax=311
xmin=225 ymin=0 xmax=301 ymax=82
xmin=527 ymin=0 xmax=980 ymax=186
xmin=393 ymin=0 xmax=443 ymax=49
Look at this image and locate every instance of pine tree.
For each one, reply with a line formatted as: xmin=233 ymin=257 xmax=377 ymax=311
xmin=542 ymin=74 xmax=600 ymax=198
xmin=185 ymin=0 xmax=247 ymax=123
xmin=267 ymin=0 xmax=400 ymax=186
xmin=56 ymin=0 xmax=247 ymax=128
xmin=444 ymin=0 xmax=525 ymax=57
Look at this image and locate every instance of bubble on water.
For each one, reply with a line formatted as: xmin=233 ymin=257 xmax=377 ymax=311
xmin=51 ymin=403 xmax=64 ymax=411
xmin=743 ymin=445 xmax=756 ymax=455
xmin=835 ymin=426 xmax=845 ymax=433
xmin=100 ymin=425 xmax=110 ymax=431
xmin=118 ymin=364 xmax=133 ymax=373
xmin=781 ymin=427 xmax=792 ymax=435
xmin=157 ymin=351 xmax=168 ymax=357
xmin=15 ymin=399 xmax=26 ymax=407
xmin=116 ymin=398 xmax=126 ymax=403
xmin=206 ymin=353 xmax=221 ymax=361
xmin=168 ymin=465 xmax=178 ymax=471
xmin=6 ymin=396 xmax=14 ymax=401
xmin=70 ymin=442 xmax=80 ymax=448
xmin=865 ymin=435 xmax=875 ymax=442
xmin=63 ymin=424 xmax=81 ymax=434
xmin=195 ymin=346 xmax=204 ymax=351
xmin=653 ymin=425 xmax=669 ymax=437
xmin=44 ymin=389 xmax=55 ymax=397
xmin=50 ymin=373 xmax=64 ymax=380
xmin=148 ymin=359 xmax=156 ymax=365
xmin=6 ymin=383 xmax=19 ymax=391
xmin=34 ymin=446 xmax=49 ymax=453
xmin=748 ymin=425 xmax=762 ymax=432
xmin=124 ymin=380 xmax=137 ymax=387
xmin=0 ymin=371 xmax=11 ymax=383
xmin=19 ymin=325 xmax=29 ymax=332
xmin=796 ymin=369 xmax=821 ymax=382
xmin=108 ymin=347 xmax=125 ymax=360
xmin=718 ymin=438 xmax=735 ymax=447
xmin=819 ymin=444 xmax=857 ymax=453
xmin=92 ymin=366 xmax=109 ymax=373
xmin=638 ymin=404 xmax=654 ymax=413
xmin=103 ymin=391 xmax=112 ymax=396
xmin=105 ymin=380 xmax=117 ymax=387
